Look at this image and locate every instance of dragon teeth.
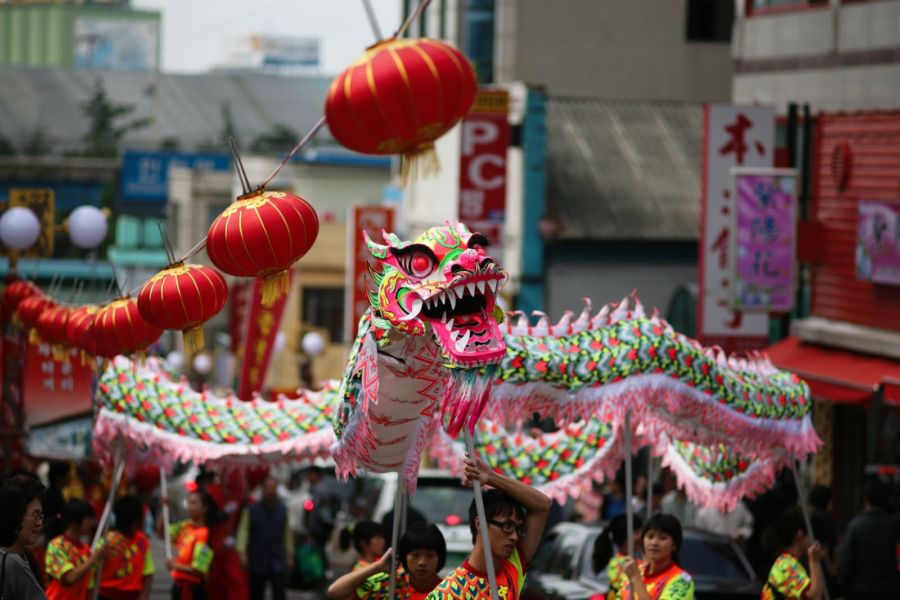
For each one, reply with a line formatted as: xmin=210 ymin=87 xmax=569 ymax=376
xmin=448 ymin=292 xmax=457 ymax=310
xmin=455 ymin=330 xmax=471 ymax=352
xmin=454 ymin=286 xmax=465 ymax=299
xmin=476 ymin=280 xmax=486 ymax=294
xmin=488 ymin=280 xmax=498 ymax=293
xmin=466 ymin=282 xmax=476 ymax=296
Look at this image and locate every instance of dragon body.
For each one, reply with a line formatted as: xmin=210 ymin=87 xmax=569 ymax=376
xmin=93 ymin=223 xmax=818 ymax=507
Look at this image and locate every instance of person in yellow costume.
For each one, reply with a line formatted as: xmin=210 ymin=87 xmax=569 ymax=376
xmin=621 ymin=514 xmax=694 ymax=600
xmin=760 ymin=508 xmax=825 ymax=600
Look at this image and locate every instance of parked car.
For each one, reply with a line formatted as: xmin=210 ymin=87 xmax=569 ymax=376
xmin=521 ymin=522 xmax=762 ymax=600
xmin=363 ymin=469 xmax=474 ymax=574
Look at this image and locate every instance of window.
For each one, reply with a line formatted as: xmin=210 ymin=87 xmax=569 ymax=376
xmin=302 ymin=287 xmax=344 ymax=343
xmin=464 ymin=0 xmax=495 ymax=83
xmin=686 ymin=0 xmax=734 ymax=42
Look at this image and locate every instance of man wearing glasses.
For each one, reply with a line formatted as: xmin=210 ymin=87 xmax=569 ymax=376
xmin=426 ymin=456 xmax=551 ymax=600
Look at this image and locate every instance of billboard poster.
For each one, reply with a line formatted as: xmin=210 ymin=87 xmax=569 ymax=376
xmin=699 ymin=105 xmax=775 ymax=352
xmin=345 ymin=206 xmax=395 ymax=343
xmin=74 ymin=17 xmax=159 ymax=72
xmin=459 ymin=89 xmax=509 ymax=247
xmin=856 ymin=199 xmax=900 ymax=286
xmin=732 ymin=169 xmax=797 ymax=312
xmin=23 ymin=343 xmax=93 ymax=427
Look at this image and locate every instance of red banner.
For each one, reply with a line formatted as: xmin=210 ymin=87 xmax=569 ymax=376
xmin=345 ymin=206 xmax=395 ymax=343
xmin=459 ymin=89 xmax=509 ymax=246
xmin=1 ymin=322 xmax=25 ymax=470
xmin=23 ymin=343 xmax=93 ymax=427
xmin=236 ymin=273 xmax=292 ymax=401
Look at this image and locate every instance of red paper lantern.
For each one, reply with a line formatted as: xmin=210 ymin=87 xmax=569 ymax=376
xmin=206 ymin=190 xmax=318 ymax=306
xmin=66 ymin=305 xmax=99 ymax=362
xmin=36 ymin=305 xmax=71 ymax=360
xmin=17 ymin=294 xmax=56 ymax=344
xmin=325 ymin=38 xmax=477 ymax=179
xmin=2 ymin=279 xmax=40 ymax=320
xmin=137 ymin=263 xmax=228 ymax=352
xmin=93 ymin=297 xmax=163 ymax=359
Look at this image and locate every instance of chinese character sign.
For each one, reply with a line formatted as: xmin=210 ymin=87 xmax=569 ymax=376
xmin=459 ymin=89 xmax=509 ymax=246
xmin=237 ymin=273 xmax=292 ymax=400
xmin=23 ymin=343 xmax=92 ymax=427
xmin=733 ymin=172 xmax=797 ymax=312
xmin=856 ymin=199 xmax=900 ymax=286
xmin=345 ymin=206 xmax=395 ymax=342
xmin=699 ymin=105 xmax=774 ymax=351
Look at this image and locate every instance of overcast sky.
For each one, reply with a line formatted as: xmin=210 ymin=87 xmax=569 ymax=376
xmin=133 ymin=0 xmax=401 ymax=75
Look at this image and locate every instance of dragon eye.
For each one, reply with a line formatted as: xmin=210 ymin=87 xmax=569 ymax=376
xmin=395 ymin=246 xmax=438 ymax=279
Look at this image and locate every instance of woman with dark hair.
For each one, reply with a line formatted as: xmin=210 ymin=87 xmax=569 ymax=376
xmin=44 ymin=499 xmax=106 ymax=600
xmin=327 ymin=524 xmax=447 ymax=600
xmin=163 ymin=490 xmax=216 ymax=600
xmin=98 ymin=495 xmax=154 ymax=600
xmin=621 ymin=513 xmax=694 ymax=600
xmin=591 ymin=513 xmax=644 ymax=600
xmin=0 ymin=475 xmax=48 ymax=599
xmin=338 ymin=521 xmax=386 ymax=572
xmin=761 ymin=508 xmax=825 ymax=600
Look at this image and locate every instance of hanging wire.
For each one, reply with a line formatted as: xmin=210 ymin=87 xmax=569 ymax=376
xmin=157 ymin=220 xmax=176 ymax=265
xmin=394 ymin=0 xmax=433 ymax=39
xmin=361 ymin=0 xmax=384 ymax=41
xmin=259 ymin=117 xmax=328 ymax=189
xmin=227 ymin=137 xmax=252 ymax=195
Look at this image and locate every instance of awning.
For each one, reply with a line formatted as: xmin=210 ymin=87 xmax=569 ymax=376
xmin=767 ymin=336 xmax=900 ymax=405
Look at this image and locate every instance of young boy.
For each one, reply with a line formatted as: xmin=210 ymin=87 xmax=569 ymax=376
xmin=328 ymin=524 xmax=447 ymax=600
xmin=98 ymin=495 xmax=154 ymax=600
xmin=45 ymin=499 xmax=107 ymax=600
xmin=426 ymin=456 xmax=551 ymax=600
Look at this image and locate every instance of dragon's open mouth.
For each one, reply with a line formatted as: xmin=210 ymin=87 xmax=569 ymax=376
xmin=406 ymin=272 xmax=507 ymax=367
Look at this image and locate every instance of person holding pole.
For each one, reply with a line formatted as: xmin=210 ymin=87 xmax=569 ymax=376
xmin=327 ymin=525 xmax=446 ymax=600
xmin=621 ymin=514 xmax=694 ymax=600
xmin=97 ymin=495 xmax=153 ymax=600
xmin=426 ymin=455 xmax=551 ymax=600
xmin=760 ymin=508 xmax=825 ymax=600
xmin=44 ymin=500 xmax=106 ymax=600
xmin=161 ymin=490 xmax=215 ymax=600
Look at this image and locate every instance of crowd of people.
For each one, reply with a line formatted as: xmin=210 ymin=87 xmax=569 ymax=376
xmin=1 ymin=455 xmax=898 ymax=600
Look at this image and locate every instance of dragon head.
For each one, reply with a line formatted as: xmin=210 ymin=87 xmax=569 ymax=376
xmin=366 ymin=222 xmax=508 ymax=368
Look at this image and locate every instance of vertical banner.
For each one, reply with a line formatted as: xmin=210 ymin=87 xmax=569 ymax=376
xmin=9 ymin=189 xmax=55 ymax=257
xmin=458 ymin=89 xmax=509 ymax=246
xmin=237 ymin=273 xmax=292 ymax=401
xmin=699 ymin=105 xmax=774 ymax=352
xmin=1 ymin=318 xmax=25 ymax=472
xmin=345 ymin=206 xmax=395 ymax=343
xmin=856 ymin=199 xmax=900 ymax=286
xmin=23 ymin=343 xmax=93 ymax=427
xmin=732 ymin=169 xmax=798 ymax=312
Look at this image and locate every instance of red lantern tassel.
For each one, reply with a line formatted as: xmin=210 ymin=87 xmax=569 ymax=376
xmin=28 ymin=329 xmax=41 ymax=345
xmin=260 ymin=270 xmax=290 ymax=307
xmin=183 ymin=326 xmax=205 ymax=354
xmin=400 ymin=143 xmax=440 ymax=185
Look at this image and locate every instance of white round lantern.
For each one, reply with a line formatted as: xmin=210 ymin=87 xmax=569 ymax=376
xmin=0 ymin=207 xmax=41 ymax=250
xmin=67 ymin=205 xmax=108 ymax=249
xmin=192 ymin=352 xmax=213 ymax=374
xmin=166 ymin=350 xmax=184 ymax=370
xmin=301 ymin=331 xmax=326 ymax=357
xmin=274 ymin=331 xmax=286 ymax=353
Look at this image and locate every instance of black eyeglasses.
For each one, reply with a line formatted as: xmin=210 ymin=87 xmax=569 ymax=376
xmin=487 ymin=519 xmax=526 ymax=537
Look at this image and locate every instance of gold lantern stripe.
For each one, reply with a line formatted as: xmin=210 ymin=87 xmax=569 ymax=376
xmin=364 ymin=61 xmax=404 ymax=149
xmin=252 ymin=206 xmax=280 ymax=264
xmin=338 ymin=67 xmax=382 ymax=148
xmin=236 ymin=210 xmax=265 ymax=273
xmin=266 ymin=201 xmax=295 ymax=258
xmin=410 ymin=44 xmax=445 ymax=120
xmin=386 ymin=47 xmax=422 ymax=132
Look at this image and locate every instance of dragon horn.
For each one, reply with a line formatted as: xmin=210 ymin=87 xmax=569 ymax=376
xmin=364 ymin=230 xmax=390 ymax=259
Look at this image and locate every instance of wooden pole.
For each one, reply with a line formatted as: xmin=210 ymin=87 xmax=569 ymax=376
xmin=160 ymin=466 xmax=172 ymax=560
xmin=388 ymin=477 xmax=403 ymax=600
xmin=466 ymin=431 xmax=500 ymax=600
xmin=624 ymin=411 xmax=634 ymax=557
xmin=791 ymin=462 xmax=830 ymax=600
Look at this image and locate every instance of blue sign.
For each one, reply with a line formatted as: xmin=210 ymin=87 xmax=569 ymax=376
xmin=121 ymin=150 xmax=231 ymax=203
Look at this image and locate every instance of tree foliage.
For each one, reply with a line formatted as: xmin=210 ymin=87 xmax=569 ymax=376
xmin=80 ymin=78 xmax=151 ymax=157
